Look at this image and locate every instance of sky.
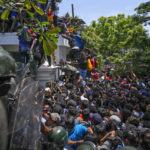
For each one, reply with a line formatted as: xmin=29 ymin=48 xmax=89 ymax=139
xmin=59 ymin=0 xmax=150 ymax=31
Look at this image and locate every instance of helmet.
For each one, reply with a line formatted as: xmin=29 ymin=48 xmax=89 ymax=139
xmin=0 ymin=48 xmax=16 ymax=77
xmin=77 ymin=141 xmax=97 ymax=150
xmin=47 ymin=126 xmax=68 ymax=147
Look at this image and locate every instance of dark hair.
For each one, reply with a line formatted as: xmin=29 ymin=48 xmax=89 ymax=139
xmin=90 ymin=106 xmax=97 ymax=113
xmin=143 ymin=120 xmax=150 ymax=128
xmin=95 ymin=98 xmax=102 ymax=107
xmin=82 ymin=100 xmax=89 ymax=109
xmin=129 ymin=119 xmax=139 ymax=127
xmin=42 ymin=142 xmax=60 ymax=150
xmin=82 ymin=108 xmax=90 ymax=116
xmin=106 ymin=121 xmax=117 ymax=131
xmin=81 ymin=52 xmax=85 ymax=58
xmin=53 ymin=104 xmax=63 ymax=114
xmin=65 ymin=116 xmax=75 ymax=129
xmin=98 ymin=108 xmax=108 ymax=117
xmin=44 ymin=98 xmax=53 ymax=106
xmin=68 ymin=106 xmax=77 ymax=116
xmin=123 ymin=129 xmax=138 ymax=147
xmin=84 ymin=133 xmax=98 ymax=144
xmin=95 ymin=124 xmax=106 ymax=135
xmin=140 ymin=128 xmax=150 ymax=140
xmin=66 ymin=83 xmax=73 ymax=89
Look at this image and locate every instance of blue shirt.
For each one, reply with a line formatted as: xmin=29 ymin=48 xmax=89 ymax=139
xmin=19 ymin=26 xmax=30 ymax=51
xmin=11 ymin=11 xmax=17 ymax=17
xmin=74 ymin=35 xmax=84 ymax=49
xmin=68 ymin=125 xmax=88 ymax=150
xmin=140 ymin=90 xmax=148 ymax=96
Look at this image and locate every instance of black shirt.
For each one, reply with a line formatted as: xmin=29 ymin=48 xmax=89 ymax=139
xmin=79 ymin=58 xmax=87 ymax=70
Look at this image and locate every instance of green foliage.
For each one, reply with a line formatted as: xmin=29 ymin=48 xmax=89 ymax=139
xmin=1 ymin=9 xmax=10 ymax=20
xmin=107 ymin=48 xmax=150 ymax=75
xmin=97 ymin=52 xmax=104 ymax=70
xmin=43 ymin=38 xmax=52 ymax=56
xmin=83 ymin=14 xmax=149 ymax=56
xmin=134 ymin=1 xmax=150 ymax=25
xmin=34 ymin=0 xmax=47 ymax=4
xmin=31 ymin=2 xmax=44 ymax=15
xmin=83 ymin=14 xmax=150 ymax=75
xmin=82 ymin=22 xmax=101 ymax=53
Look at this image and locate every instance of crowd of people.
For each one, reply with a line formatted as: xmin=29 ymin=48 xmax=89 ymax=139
xmin=39 ymin=50 xmax=150 ymax=150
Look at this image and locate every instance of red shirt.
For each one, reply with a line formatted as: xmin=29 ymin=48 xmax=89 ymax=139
xmin=106 ymin=77 xmax=111 ymax=80
xmin=92 ymin=72 xmax=100 ymax=80
xmin=80 ymin=114 xmax=92 ymax=121
xmin=121 ymin=81 xmax=127 ymax=85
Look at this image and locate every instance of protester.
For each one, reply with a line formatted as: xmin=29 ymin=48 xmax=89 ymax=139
xmin=78 ymin=52 xmax=88 ymax=80
xmin=18 ymin=26 xmax=32 ymax=64
xmin=39 ymin=60 xmax=150 ymax=150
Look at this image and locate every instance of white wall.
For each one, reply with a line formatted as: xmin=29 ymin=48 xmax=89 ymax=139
xmin=0 ymin=32 xmax=19 ymax=46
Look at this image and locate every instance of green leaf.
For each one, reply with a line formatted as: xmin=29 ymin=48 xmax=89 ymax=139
xmin=0 ymin=0 xmax=3 ymax=4
xmin=48 ymin=36 xmax=58 ymax=43
xmin=31 ymin=3 xmax=44 ymax=15
xmin=32 ymin=27 xmax=39 ymax=33
xmin=36 ymin=19 xmax=42 ymax=27
xmin=51 ymin=41 xmax=57 ymax=49
xmin=24 ymin=0 xmax=32 ymax=9
xmin=16 ymin=28 xmax=24 ymax=36
xmin=39 ymin=35 xmax=43 ymax=42
xmin=46 ymin=27 xmax=61 ymax=35
xmin=1 ymin=9 xmax=10 ymax=20
xmin=47 ymin=37 xmax=57 ymax=49
xmin=26 ymin=10 xmax=34 ymax=18
xmin=34 ymin=0 xmax=47 ymax=4
xmin=41 ymin=22 xmax=51 ymax=25
xmin=43 ymin=38 xmax=52 ymax=56
xmin=24 ymin=29 xmax=32 ymax=42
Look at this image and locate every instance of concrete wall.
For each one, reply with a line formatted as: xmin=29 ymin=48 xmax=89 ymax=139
xmin=51 ymin=45 xmax=70 ymax=65
xmin=0 ymin=32 xmax=19 ymax=46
